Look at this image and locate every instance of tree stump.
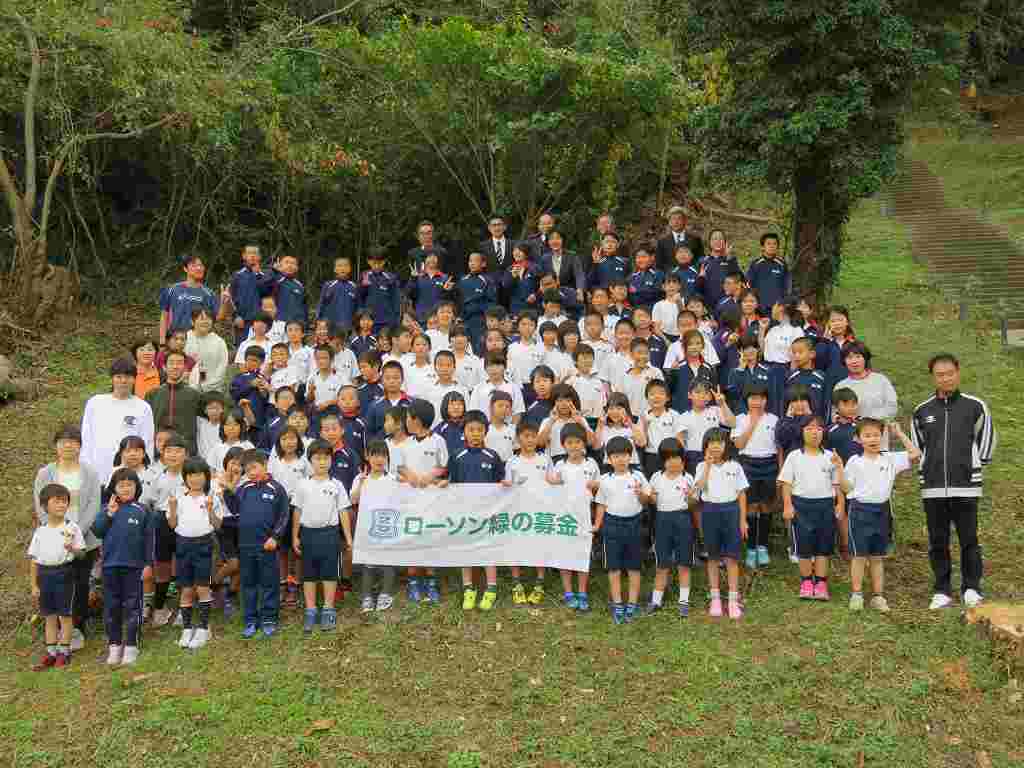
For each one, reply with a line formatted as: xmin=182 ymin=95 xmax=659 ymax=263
xmin=963 ymin=602 xmax=1024 ymax=676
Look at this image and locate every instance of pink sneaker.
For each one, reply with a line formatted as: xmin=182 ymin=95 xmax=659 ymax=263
xmin=709 ymin=597 xmax=723 ymax=617
xmin=728 ymin=600 xmax=743 ymax=620
xmin=799 ymin=580 xmax=814 ymax=599
xmin=813 ymin=580 xmax=830 ymax=601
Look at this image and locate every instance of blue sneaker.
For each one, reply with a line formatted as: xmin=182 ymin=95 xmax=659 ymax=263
xmin=563 ymin=591 xmax=579 ymax=610
xmin=576 ymin=593 xmax=591 ymax=612
xmin=643 ymin=601 xmax=662 ymax=616
xmin=242 ymin=624 xmax=258 ymax=639
xmin=320 ymin=607 xmax=337 ymax=632
xmin=757 ymin=546 xmax=771 ymax=566
xmin=612 ymin=603 xmax=626 ymax=625
xmin=678 ymin=601 xmax=690 ymax=618
xmin=624 ymin=603 xmax=638 ymax=623
xmin=406 ymin=579 xmax=422 ymax=604
xmin=261 ymin=623 xmax=276 ymax=638
xmin=745 ymin=548 xmax=758 ymax=569
xmin=424 ymin=580 xmax=441 ymax=604
xmin=303 ymin=608 xmax=318 ymax=634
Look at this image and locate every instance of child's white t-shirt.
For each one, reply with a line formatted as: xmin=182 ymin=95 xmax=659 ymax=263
xmin=649 ymin=471 xmax=694 ymax=512
xmin=844 ymin=452 xmax=912 ymax=504
xmin=554 ymin=457 xmax=601 ymax=518
xmin=405 ymin=362 xmax=439 ymax=399
xmin=207 ymin=440 xmax=254 ymax=477
xmin=469 ymin=381 xmax=525 ymax=417
xmin=778 ymin=449 xmax=837 ymax=499
xmin=270 ymin=366 xmax=301 ymax=393
xmin=332 ymin=348 xmax=359 ymax=385
xmin=288 ymin=344 xmax=315 ymax=383
xmin=426 ymin=329 xmax=452 ymax=357
xmin=505 ymin=453 xmax=552 ymax=487
xmin=234 ymin=338 xmax=273 ymax=365
xmin=454 ymin=354 xmax=486 ymax=390
xmin=507 ymin=341 xmax=545 ymax=385
xmin=428 ymin=382 xmax=471 ymax=428
xmin=27 ymin=522 xmax=86 ymax=566
xmin=731 ymin=413 xmax=779 ymax=459
xmin=567 ymin=373 xmax=608 ymax=420
xmin=485 ymin=423 xmax=517 ymax=462
xmin=695 ymin=460 xmax=749 ymax=503
xmin=294 ymin=476 xmax=350 ymax=528
xmin=764 ymin=324 xmax=804 ymax=364
xmin=385 ymin=438 xmax=407 ymax=475
xmin=402 ymin=433 xmax=449 ymax=479
xmin=268 ymin=454 xmax=310 ymax=500
xmin=652 ymin=299 xmax=680 ymax=336
xmin=678 ymin=407 xmax=725 ymax=453
xmin=664 ymin=339 xmax=721 ymax=369
xmin=598 ymin=424 xmax=641 ymax=465
xmin=645 ymin=408 xmax=686 ymax=455
xmin=197 ymin=418 xmax=222 ymax=468
xmin=171 ymin=492 xmax=219 ymax=537
xmin=619 ymin=365 xmax=664 ymax=418
xmin=539 ymin=416 xmax=572 ymax=458
xmin=307 ymin=370 xmax=345 ymax=408
xmin=596 ymin=471 xmax=650 ymax=518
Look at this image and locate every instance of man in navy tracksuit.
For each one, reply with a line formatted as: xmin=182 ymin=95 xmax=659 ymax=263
xmin=270 ymin=255 xmax=308 ymax=326
xmin=746 ymin=233 xmax=790 ymax=313
xmin=222 ymin=450 xmax=291 ymax=637
xmin=317 ymin=257 xmax=358 ymax=331
xmin=358 ymin=250 xmax=403 ymax=333
xmin=407 ymin=253 xmax=455 ymax=324
xmin=911 ymin=354 xmax=996 ymax=610
xmin=627 ymin=249 xmax=664 ymax=311
xmin=228 ymin=245 xmax=274 ymax=342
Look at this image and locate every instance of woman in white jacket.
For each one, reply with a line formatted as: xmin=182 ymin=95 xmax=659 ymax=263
xmin=185 ymin=307 xmax=229 ymax=393
xmin=835 ymin=342 xmax=898 ymax=446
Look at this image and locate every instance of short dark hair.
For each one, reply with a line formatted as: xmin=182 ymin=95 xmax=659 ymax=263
xmin=314 ymin=343 xmax=333 ymax=358
xmin=928 ymin=353 xmax=959 ymax=372
xmin=531 ymin=365 xmax=555 ymax=384
xmin=855 ymin=418 xmax=885 ymax=437
xmin=841 ymin=341 xmax=872 ymax=367
xmin=464 ymin=409 xmax=489 ymax=429
xmin=485 ymin=352 xmax=507 ymax=368
xmin=221 ymin=407 xmax=250 ymax=442
xmin=407 ymin=398 xmax=435 ymax=429
xmin=244 ymin=346 xmax=267 ymax=362
xmin=306 ymin=439 xmax=334 ymax=460
xmin=518 ymin=310 xmax=538 ymax=326
xmin=551 ymin=383 xmax=580 ymax=409
xmin=182 ymin=458 xmax=212 ymax=492
xmin=381 ymin=360 xmax=404 ymax=379
xmin=365 ymin=439 xmax=389 ymax=459
xmin=605 ymin=436 xmax=633 ymax=458
xmin=274 ymin=427 xmax=305 ymax=459
xmin=252 ymin=311 xmax=273 ymax=327
xmin=110 ymin=357 xmax=138 ymax=378
xmin=191 ymin=306 xmax=214 ymax=322
xmin=645 ymin=378 xmax=669 ymax=397
xmin=271 ymin=342 xmax=289 ymax=355
xmin=516 ymin=420 xmax=539 ymax=437
xmin=240 ymin=448 xmax=267 ymax=468
xmin=39 ymin=483 xmax=71 ymax=508
xmin=434 ymin=350 xmax=455 ymax=366
xmin=489 ymin=390 xmax=513 ymax=406
xmin=831 ymin=387 xmax=859 ymax=406
xmin=573 ymin=343 xmax=595 ymax=361
xmin=113 ymin=436 xmax=150 ymax=469
xmin=560 ymin=423 xmax=586 ymax=446
xmin=163 ymin=434 xmax=188 ymax=452
xmin=53 ymin=424 xmax=82 ymax=445
xmin=658 ymin=438 xmax=683 ymax=463
xmin=760 ymin=232 xmax=780 ymax=246
xmin=108 ymin=468 xmax=142 ymax=501
xmin=615 ymin=318 xmax=635 ymax=332
xmin=541 ymin=290 xmax=561 ymax=306
xmin=222 ymin=445 xmax=246 ymax=469
xmin=702 ymin=427 xmax=735 ymax=459
xmin=744 ymin=382 xmax=770 ymax=401
xmin=485 ymin=305 xmax=508 ymax=321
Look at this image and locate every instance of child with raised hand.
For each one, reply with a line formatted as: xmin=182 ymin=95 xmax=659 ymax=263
xmin=269 ymin=426 xmax=310 ymax=607
xmin=28 ymin=484 xmax=86 ymax=670
xmin=448 ymin=410 xmax=506 ymax=611
xmin=596 ymin=393 xmax=645 ymax=469
xmin=93 ymin=468 xmax=153 ymax=666
xmin=595 ymin=436 xmax=652 ymax=624
xmin=548 ymin=424 xmax=601 ymax=611
xmin=166 ymin=458 xmax=222 ymax=649
xmin=779 ymin=416 xmax=843 ymax=601
xmin=691 ymin=428 xmax=749 ymax=620
xmin=142 ymin=433 xmax=188 ymax=628
xmin=646 ymin=438 xmax=696 ymax=617
xmin=293 ymin=439 xmax=352 ymax=630
xmin=350 ymin=440 xmax=398 ymax=614
xmin=840 ymin=418 xmax=921 ymax=613
xmin=220 ymin=449 xmax=291 ymax=638
xmin=212 ymin=447 xmax=245 ymax=620
xmin=504 ymin=420 xmax=553 ymax=605
xmin=539 ymin=384 xmax=594 ymax=463
xmin=730 ymin=382 xmax=777 ymax=569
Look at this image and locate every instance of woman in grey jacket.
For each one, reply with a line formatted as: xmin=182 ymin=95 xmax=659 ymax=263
xmin=33 ymin=424 xmax=103 ymax=650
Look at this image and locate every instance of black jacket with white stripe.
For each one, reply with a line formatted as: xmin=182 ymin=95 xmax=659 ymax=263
xmin=911 ymin=390 xmax=995 ymax=499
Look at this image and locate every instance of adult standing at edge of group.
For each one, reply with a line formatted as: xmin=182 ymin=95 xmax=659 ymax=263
xmin=81 ymin=357 xmax=155 ymax=482
xmin=911 ymin=353 xmax=995 ymax=611
xmin=656 ymin=205 xmax=705 ymax=272
xmin=145 ymin=349 xmax=203 ymax=456
xmin=409 ymin=220 xmax=454 ymax=278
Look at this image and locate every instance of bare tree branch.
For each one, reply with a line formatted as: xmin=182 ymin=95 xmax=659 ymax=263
xmin=14 ymin=13 xmax=41 ymax=217
xmin=281 ymin=0 xmax=365 ymax=41
xmin=39 ymin=113 xmax=179 ymax=235
xmin=0 ymin=148 xmax=21 ymax=221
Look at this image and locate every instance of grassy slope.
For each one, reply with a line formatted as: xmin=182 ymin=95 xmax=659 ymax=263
xmin=1 ymin=142 xmax=1023 ymax=768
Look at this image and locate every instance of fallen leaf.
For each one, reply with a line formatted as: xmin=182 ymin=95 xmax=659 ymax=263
xmin=529 ymin=677 xmax=541 ymax=687
xmin=945 ymin=736 xmax=963 ymax=746
xmin=130 ymin=673 xmax=154 ymax=683
xmin=578 ymin=688 xmax=595 ymax=694
xmin=495 ymin=622 xmax=502 ymax=632
xmin=975 ymin=751 xmax=992 ymax=768
xmin=528 ymin=609 xmax=541 ymax=617
xmin=304 ymin=719 xmax=335 ymax=736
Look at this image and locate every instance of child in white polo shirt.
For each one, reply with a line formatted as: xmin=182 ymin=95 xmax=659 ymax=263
xmin=646 ymin=439 xmax=696 ymax=616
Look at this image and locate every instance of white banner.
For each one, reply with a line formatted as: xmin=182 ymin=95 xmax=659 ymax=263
xmin=353 ymin=483 xmax=592 ymax=571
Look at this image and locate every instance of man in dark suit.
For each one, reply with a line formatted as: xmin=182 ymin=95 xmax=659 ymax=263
xmin=479 ymin=216 xmax=513 ymax=275
xmin=539 ymin=230 xmax=586 ymax=304
xmin=656 ymin=205 xmax=705 ymax=272
xmin=407 ymin=220 xmax=456 ymax=278
xmin=526 ymin=212 xmax=557 ymax=263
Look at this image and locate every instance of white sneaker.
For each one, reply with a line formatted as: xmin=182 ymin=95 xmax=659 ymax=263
xmin=106 ymin=644 xmax=124 ymax=666
xmin=869 ymin=595 xmax=891 ymax=613
xmin=178 ymin=628 xmax=195 ymax=648
xmin=963 ymin=589 xmax=983 ymax=608
xmin=173 ymin=609 xmax=184 ymax=627
xmin=929 ymin=593 xmax=953 ymax=610
xmin=787 ymin=547 xmax=799 ymax=564
xmin=360 ymin=596 xmax=375 ymax=614
xmin=188 ymin=628 xmax=210 ymax=649
xmin=151 ymin=608 xmax=173 ymax=627
xmin=376 ymin=593 xmax=395 ymax=612
xmin=70 ymin=628 xmax=85 ymax=651
xmin=848 ymin=594 xmax=864 ymax=612
xmin=122 ymin=646 xmax=139 ymax=665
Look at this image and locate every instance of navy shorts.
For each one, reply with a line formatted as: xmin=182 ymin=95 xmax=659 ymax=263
xmin=791 ymin=496 xmax=836 ymax=558
xmin=741 ymin=457 xmax=778 ymax=504
xmin=217 ymin=519 xmax=239 ymax=560
xmin=38 ymin=564 xmax=73 ymax=616
xmin=176 ymin=534 xmax=214 ymax=587
xmin=155 ymin=513 xmax=175 ymax=562
xmin=703 ymin=501 xmax=743 ymax=560
xmin=849 ymin=501 xmax=889 ymax=558
xmin=654 ymin=510 xmax=695 ymax=568
xmin=301 ymin=525 xmax=340 ymax=582
xmin=602 ymin=515 xmax=643 ymax=571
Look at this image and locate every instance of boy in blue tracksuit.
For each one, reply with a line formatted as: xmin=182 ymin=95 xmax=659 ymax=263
xmin=222 ymin=449 xmax=291 ymax=638
xmin=697 ymin=238 xmax=740 ymax=308
xmin=407 ymin=250 xmax=456 ymax=324
xmin=458 ymin=252 xmax=497 ymax=355
xmin=746 ymin=233 xmax=790 ymax=313
xmin=269 ymin=254 xmax=308 ymax=327
xmin=93 ymin=467 xmax=154 ymax=666
xmin=627 ymin=248 xmax=664 ymax=311
xmin=786 ymin=337 xmax=828 ymax=420
xmin=317 ymin=256 xmax=358 ymax=331
xmin=228 ymin=244 xmax=274 ymax=342
xmin=358 ymin=250 xmax=402 ymax=333
xmin=230 ymin=347 xmax=271 ymax=429
xmin=588 ymin=232 xmax=629 ymax=290
xmin=727 ymin=338 xmax=775 ymax=415
xmin=668 ymin=246 xmax=701 ymax=299
xmin=507 ymin=252 xmax=541 ymax=317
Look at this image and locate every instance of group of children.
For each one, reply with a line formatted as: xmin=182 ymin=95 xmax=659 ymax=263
xmin=27 ymin=226 xmax=926 ymax=670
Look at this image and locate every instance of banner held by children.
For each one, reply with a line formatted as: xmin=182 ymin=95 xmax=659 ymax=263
xmin=353 ymin=482 xmax=592 ymax=570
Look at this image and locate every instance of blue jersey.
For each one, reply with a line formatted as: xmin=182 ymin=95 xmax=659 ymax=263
xmin=670 ymin=361 xmax=716 ymax=414
xmin=223 ymin=477 xmax=290 ymax=549
xmin=523 ymin=398 xmax=553 ymax=427
xmin=328 ymin=444 xmax=359 ymax=492
xmin=358 ymin=270 xmax=402 ymax=327
xmin=230 ymin=371 xmax=270 ymax=427
xmin=507 ymin=266 xmax=541 ymax=315
xmin=91 ymin=501 xmax=154 ymax=569
xmin=457 ymin=273 xmax=496 ymax=321
xmin=341 ymin=415 xmax=367 ymax=464
xmin=317 ymin=279 xmax=358 ymax=330
xmin=588 ymin=256 xmax=629 ymax=290
xmin=775 ymin=416 xmax=806 ymax=458
xmin=549 ymin=286 xmax=583 ymax=320
xmin=447 ymin=447 xmax=505 ymax=484
xmin=408 ymin=271 xmax=454 ymax=324
xmin=349 ymin=335 xmax=377 ymax=362
xmin=230 ymin=267 xmax=273 ymax=323
xmin=668 ymin=265 xmax=700 ymax=298
xmin=271 ymin=270 xmax=308 ymax=325
xmin=785 ymin=369 xmax=828 ymax=420
xmin=714 ymin=295 xmax=739 ymax=320
xmin=356 ymin=381 xmax=383 ymax=416
xmin=746 ymin=257 xmax=789 ymax=312
xmin=628 ymin=268 xmax=664 ymax=310
xmin=258 ymin=411 xmax=288 ymax=453
xmin=698 ymin=255 xmax=740 ymax=307
xmin=640 ymin=333 xmax=668 ymax=370
xmin=726 ymin=364 xmax=774 ymax=415
xmin=433 ymin=421 xmax=466 ymax=459
xmin=825 ymin=421 xmax=863 ymax=463
xmin=160 ymin=282 xmax=219 ymax=333
xmin=365 ymin=395 xmax=412 ymax=443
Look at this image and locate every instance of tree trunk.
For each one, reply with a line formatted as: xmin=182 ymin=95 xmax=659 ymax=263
xmin=790 ymin=166 xmax=844 ymax=303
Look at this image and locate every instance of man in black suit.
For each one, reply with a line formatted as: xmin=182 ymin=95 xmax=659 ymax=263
xmin=539 ymin=230 xmax=586 ymax=303
xmin=526 ymin=212 xmax=557 ymax=263
xmin=407 ymin=220 xmax=456 ymax=277
xmin=656 ymin=205 xmax=704 ymax=272
xmin=480 ymin=215 xmax=513 ymax=275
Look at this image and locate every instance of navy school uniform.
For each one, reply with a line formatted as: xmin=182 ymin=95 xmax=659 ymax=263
xmin=160 ymin=282 xmax=220 ymax=334
xmin=785 ymin=369 xmax=828 ymax=420
xmin=697 ymin=255 xmax=740 ymax=308
xmin=447 ymin=446 xmax=505 ymax=484
xmin=588 ymin=256 xmax=629 ymax=290
xmin=746 ymin=257 xmax=790 ymax=313
xmin=230 ymin=266 xmax=274 ymax=325
xmin=825 ymin=421 xmax=863 ymax=463
xmin=257 ymin=410 xmax=288 ymax=453
xmin=457 ymin=273 xmax=496 ymax=354
xmin=640 ymin=333 xmax=668 ymax=370
xmin=506 ymin=265 xmax=541 ymax=316
xmin=791 ymin=496 xmax=836 ymax=559
xmin=670 ymin=361 xmax=716 ymax=414
xmin=607 ymin=304 xmax=633 ymax=326
xmin=551 ymin=286 xmax=583 ymax=320
xmin=726 ymin=364 xmax=775 ymax=415
xmin=356 ymin=380 xmax=384 ymax=416
xmin=92 ymin=500 xmax=153 ymax=648
xmin=271 ymin=269 xmax=308 ymax=326
xmin=328 ymin=443 xmax=359 ymax=493
xmin=349 ymin=334 xmax=377 ymax=362
xmin=230 ymin=371 xmax=270 ymax=427
xmin=408 ymin=271 xmax=454 ymax=324
xmin=669 ymin=265 xmax=700 ymax=298
xmin=712 ymin=329 xmax=741 ymax=379
xmin=365 ymin=394 xmax=412 ymax=444
xmin=523 ymin=398 xmax=553 ymax=428
xmin=341 ymin=414 xmax=367 ymax=465
xmin=358 ymin=270 xmax=402 ymax=331
xmin=317 ymin=278 xmax=358 ymax=331
xmin=775 ymin=415 xmax=806 ymax=459
xmin=714 ymin=295 xmax=739 ymax=320
xmin=628 ymin=268 xmax=665 ymax=310
xmin=434 ymin=421 xmax=466 ymax=459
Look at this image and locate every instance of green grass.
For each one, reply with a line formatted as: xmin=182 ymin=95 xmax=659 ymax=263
xmin=2 ymin=135 xmax=1024 ymax=768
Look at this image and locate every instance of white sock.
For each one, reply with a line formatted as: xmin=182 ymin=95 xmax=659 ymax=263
xmin=679 ymin=587 xmax=691 ymax=603
xmin=728 ymin=591 xmax=739 ymax=602
xmin=651 ymin=590 xmax=664 ymax=606
xmin=710 ymin=589 xmax=720 ymax=599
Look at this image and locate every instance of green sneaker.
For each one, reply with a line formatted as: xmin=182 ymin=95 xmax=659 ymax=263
xmin=462 ymin=588 xmax=477 ymax=611
xmin=479 ymin=589 xmax=497 ymax=611
xmin=511 ymin=582 xmax=527 ymax=605
xmin=527 ymin=584 xmax=545 ymax=605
